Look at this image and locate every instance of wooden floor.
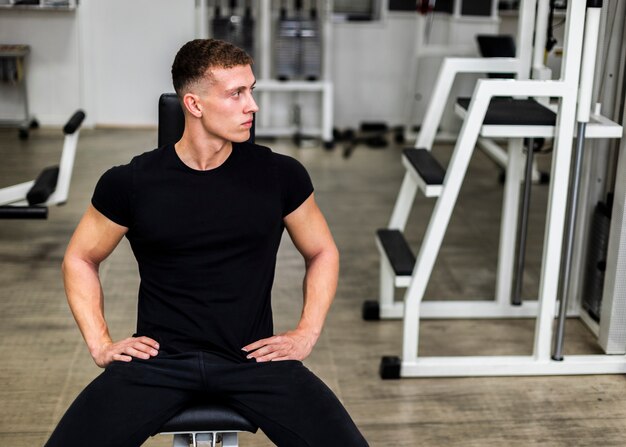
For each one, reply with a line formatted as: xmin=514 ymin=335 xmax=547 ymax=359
xmin=1 ymin=127 xmax=625 ymax=446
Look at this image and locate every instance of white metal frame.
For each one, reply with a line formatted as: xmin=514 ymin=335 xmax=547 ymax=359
xmin=0 ymin=129 xmax=81 ymax=207
xmin=403 ymin=0 xmax=500 ymax=141
xmin=377 ymin=0 xmax=560 ymax=321
xmin=394 ymin=0 xmax=626 ymax=377
xmin=411 ymin=0 xmax=546 ymax=177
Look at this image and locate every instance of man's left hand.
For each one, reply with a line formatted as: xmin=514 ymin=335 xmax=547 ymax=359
xmin=242 ymin=329 xmax=318 ymax=362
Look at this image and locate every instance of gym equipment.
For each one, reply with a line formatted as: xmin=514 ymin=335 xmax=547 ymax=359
xmin=581 ymin=198 xmax=611 ymax=322
xmin=156 ymin=94 xmax=257 ymax=446
xmin=552 ymin=1 xmax=603 ymax=361
xmin=403 ymin=0 xmax=500 ymax=142
xmin=158 ymin=402 xmax=257 ymax=447
xmin=275 ymin=0 xmax=299 ymax=80
xmin=341 ymin=123 xmax=390 ymax=159
xmin=0 ymin=109 xmax=85 ymax=219
xmin=275 ymin=0 xmax=322 ymax=81
xmin=364 ymin=0 xmax=541 ymax=322
xmin=211 ymin=0 xmax=256 ymax=60
xmin=254 ymin=0 xmax=334 ymax=147
xmin=374 ymin=0 xmax=625 ymax=378
xmin=0 ymin=44 xmax=39 ymax=140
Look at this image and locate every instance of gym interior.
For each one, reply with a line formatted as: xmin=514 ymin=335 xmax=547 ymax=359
xmin=2 ymin=0 xmax=626 ymax=445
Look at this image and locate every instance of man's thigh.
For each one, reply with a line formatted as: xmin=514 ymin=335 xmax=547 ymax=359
xmin=45 ymin=354 xmax=199 ymax=447
xmin=209 ymin=358 xmax=369 ymax=447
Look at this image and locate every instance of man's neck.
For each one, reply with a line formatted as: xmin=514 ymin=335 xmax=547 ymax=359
xmin=174 ymin=132 xmax=233 ymax=171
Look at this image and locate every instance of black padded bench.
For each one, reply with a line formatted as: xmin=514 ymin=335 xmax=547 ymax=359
xmin=158 ymin=402 xmax=258 ymax=447
xmin=456 ymin=97 xmax=556 ymax=126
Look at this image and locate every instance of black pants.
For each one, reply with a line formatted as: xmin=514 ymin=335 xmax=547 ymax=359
xmin=44 ymin=351 xmax=368 ymax=447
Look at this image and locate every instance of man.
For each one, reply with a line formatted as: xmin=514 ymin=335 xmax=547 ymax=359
xmin=44 ymin=39 xmax=368 ymax=447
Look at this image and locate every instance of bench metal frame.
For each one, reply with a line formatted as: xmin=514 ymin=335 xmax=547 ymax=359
xmin=160 ymin=430 xmax=241 ymax=447
xmin=0 ymin=113 xmax=83 ymax=208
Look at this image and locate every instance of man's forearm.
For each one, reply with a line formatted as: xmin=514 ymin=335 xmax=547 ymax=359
xmin=297 ymin=245 xmax=340 ymax=342
xmin=242 ymin=244 xmax=339 ymax=362
xmin=62 ymin=256 xmax=112 ymax=357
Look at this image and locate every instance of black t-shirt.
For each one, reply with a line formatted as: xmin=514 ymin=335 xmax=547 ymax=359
xmin=91 ymin=142 xmax=313 ymax=361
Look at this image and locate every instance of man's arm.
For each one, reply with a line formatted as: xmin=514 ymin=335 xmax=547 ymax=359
xmin=63 ymin=205 xmax=160 ymax=368
xmin=243 ymin=193 xmax=339 ymax=362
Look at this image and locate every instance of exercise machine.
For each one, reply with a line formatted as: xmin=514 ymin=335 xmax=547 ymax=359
xmin=364 ymin=0 xmax=545 ymax=322
xmin=0 ymin=110 xmax=85 ymax=219
xmin=372 ymin=0 xmax=625 ymax=378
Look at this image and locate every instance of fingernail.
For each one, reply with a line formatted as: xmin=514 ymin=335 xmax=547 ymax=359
xmin=241 ymin=348 xmax=248 ymax=352
xmin=246 ymin=355 xmax=252 ymax=359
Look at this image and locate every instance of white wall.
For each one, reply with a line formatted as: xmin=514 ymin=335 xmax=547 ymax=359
xmin=332 ymin=13 xmax=419 ymax=129
xmin=81 ymin=0 xmax=195 ymax=126
xmin=0 ymin=0 xmax=195 ymax=128
xmin=0 ymin=9 xmax=81 ymax=125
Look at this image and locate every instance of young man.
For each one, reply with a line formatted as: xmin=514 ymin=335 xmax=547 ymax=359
xmin=44 ymin=39 xmax=368 ymax=447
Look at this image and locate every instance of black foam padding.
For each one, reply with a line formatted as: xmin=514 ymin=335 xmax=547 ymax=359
xmin=456 ymin=97 xmax=557 ymax=126
xmin=461 ymin=0 xmax=491 ymax=16
xmin=402 ymin=148 xmax=446 ymax=186
xmin=158 ymin=93 xmax=255 ymax=147
xmin=476 ymin=35 xmax=516 ymax=79
xmin=0 ymin=206 xmax=48 ymax=219
xmin=158 ymin=403 xmax=258 ymax=434
xmin=158 ymin=93 xmax=186 ymax=147
xmin=376 ymin=229 xmax=415 ymax=276
xmin=63 ymin=110 xmax=86 ymax=135
xmin=476 ymin=35 xmax=516 ymax=58
xmin=27 ymin=166 xmax=59 ymax=206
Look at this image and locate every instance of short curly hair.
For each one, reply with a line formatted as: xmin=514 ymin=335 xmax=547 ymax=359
xmin=171 ymin=39 xmax=253 ymax=98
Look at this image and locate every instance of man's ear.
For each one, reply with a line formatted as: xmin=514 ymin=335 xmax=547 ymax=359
xmin=183 ymin=93 xmax=202 ymax=118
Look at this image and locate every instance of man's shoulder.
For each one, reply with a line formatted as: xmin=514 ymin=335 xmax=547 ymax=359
xmin=128 ymin=145 xmax=169 ymax=170
xmin=236 ymin=141 xmax=272 ymax=160
xmin=237 ymin=142 xmax=301 ymax=168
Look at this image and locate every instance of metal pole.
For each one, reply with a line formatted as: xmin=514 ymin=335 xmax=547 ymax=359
xmin=552 ymin=123 xmax=586 ymax=360
xmin=512 ymin=139 xmax=535 ymax=305
xmin=552 ymin=1 xmax=602 ymax=361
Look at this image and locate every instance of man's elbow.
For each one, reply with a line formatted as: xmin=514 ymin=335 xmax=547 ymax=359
xmin=62 ymin=251 xmax=98 ymax=278
xmin=307 ymin=242 xmax=339 ymax=270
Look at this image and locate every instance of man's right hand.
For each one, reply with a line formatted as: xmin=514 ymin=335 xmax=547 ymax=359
xmin=91 ymin=336 xmax=160 ymax=368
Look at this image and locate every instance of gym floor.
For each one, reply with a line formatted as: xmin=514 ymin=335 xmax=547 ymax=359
xmin=1 ymin=127 xmax=625 ymax=446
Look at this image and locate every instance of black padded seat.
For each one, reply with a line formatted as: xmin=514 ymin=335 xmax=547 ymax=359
xmin=476 ymin=35 xmax=516 ymax=79
xmin=376 ymin=229 xmax=415 ymax=276
xmin=159 ymin=403 xmax=258 ymax=434
xmin=456 ymin=97 xmax=556 ymax=126
xmin=402 ymin=148 xmax=446 ymax=186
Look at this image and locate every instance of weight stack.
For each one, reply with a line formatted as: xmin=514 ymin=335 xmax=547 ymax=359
xmin=582 ymin=201 xmax=612 ymax=322
xmin=300 ymin=17 xmax=321 ymax=80
xmin=275 ymin=15 xmax=300 ymax=80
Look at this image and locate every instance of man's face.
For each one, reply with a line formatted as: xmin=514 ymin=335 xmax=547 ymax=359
xmin=197 ymin=64 xmax=258 ymax=143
